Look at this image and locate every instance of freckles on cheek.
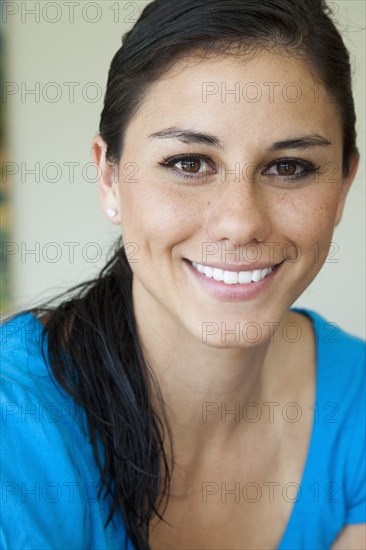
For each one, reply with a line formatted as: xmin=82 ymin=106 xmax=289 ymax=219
xmin=121 ymin=184 xmax=199 ymax=243
xmin=275 ymin=193 xmax=336 ymax=250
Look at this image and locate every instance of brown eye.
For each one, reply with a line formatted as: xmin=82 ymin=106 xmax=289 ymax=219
xmin=180 ymin=159 xmax=202 ymax=173
xmin=158 ymin=154 xmax=217 ymax=181
xmin=276 ymin=162 xmax=297 ymax=176
xmin=263 ymin=158 xmax=319 ymax=182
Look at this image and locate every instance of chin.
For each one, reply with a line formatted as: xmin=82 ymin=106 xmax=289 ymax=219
xmin=190 ymin=317 xmax=278 ymax=349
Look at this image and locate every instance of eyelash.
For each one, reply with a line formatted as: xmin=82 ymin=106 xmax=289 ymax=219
xmin=158 ymin=154 xmax=320 ymax=182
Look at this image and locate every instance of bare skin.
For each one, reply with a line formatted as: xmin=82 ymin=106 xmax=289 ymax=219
xmin=146 ymin=310 xmax=317 ymax=549
xmin=92 ymin=50 xmax=361 ymax=548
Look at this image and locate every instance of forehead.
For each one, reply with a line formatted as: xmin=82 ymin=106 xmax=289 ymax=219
xmin=126 ymin=51 xmax=342 ymax=148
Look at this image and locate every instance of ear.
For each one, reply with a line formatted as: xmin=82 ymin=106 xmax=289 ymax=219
xmin=334 ymin=153 xmax=360 ymax=226
xmin=92 ymin=133 xmax=121 ymax=225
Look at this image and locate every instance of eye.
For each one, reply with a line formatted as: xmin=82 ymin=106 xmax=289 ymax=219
xmin=158 ymin=154 xmax=217 ymax=180
xmin=178 ymin=159 xmax=202 ymax=173
xmin=263 ymin=158 xmax=320 ymax=181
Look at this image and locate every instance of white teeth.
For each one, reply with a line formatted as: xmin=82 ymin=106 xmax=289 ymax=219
xmin=223 ymin=271 xmax=238 ymax=285
xmin=191 ymin=262 xmax=273 ymax=285
xmin=251 ymin=269 xmax=262 ymax=283
xmin=203 ymin=266 xmax=213 ymax=278
xmin=212 ymin=268 xmax=224 ymax=281
xmin=238 ymin=271 xmax=252 ymax=284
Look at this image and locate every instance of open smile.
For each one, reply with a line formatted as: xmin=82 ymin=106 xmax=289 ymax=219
xmin=191 ymin=261 xmax=276 ymax=285
xmin=184 ymin=259 xmax=284 ymax=301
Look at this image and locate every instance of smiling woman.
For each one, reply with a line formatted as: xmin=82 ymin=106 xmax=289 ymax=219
xmin=1 ymin=1 xmax=365 ymax=550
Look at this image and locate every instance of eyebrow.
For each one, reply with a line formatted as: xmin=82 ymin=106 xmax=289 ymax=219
xmin=269 ymin=135 xmax=332 ymax=151
xmin=148 ymin=127 xmax=223 ymax=149
xmin=148 ymin=127 xmax=332 ymax=151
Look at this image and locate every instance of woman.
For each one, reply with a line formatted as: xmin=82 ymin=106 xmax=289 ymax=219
xmin=1 ymin=0 xmax=365 ymax=549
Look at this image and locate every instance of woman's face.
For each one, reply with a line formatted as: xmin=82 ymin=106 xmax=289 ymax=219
xmin=97 ymin=50 xmax=358 ymax=347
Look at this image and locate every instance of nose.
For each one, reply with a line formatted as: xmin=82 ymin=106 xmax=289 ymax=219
xmin=206 ymin=171 xmax=272 ymax=247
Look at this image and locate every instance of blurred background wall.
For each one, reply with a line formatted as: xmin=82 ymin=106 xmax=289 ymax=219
xmin=1 ymin=0 xmax=365 ymax=337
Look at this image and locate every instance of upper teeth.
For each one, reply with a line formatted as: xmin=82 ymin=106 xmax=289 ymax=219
xmin=191 ymin=262 xmax=273 ymax=285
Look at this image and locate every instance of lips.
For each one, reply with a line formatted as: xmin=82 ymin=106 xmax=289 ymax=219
xmin=188 ymin=260 xmax=282 ymax=285
xmin=184 ymin=258 xmax=283 ymax=301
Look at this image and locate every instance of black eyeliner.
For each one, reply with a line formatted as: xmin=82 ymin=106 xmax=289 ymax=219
xmin=263 ymin=157 xmax=320 ymax=181
xmin=158 ymin=154 xmax=321 ymax=182
xmin=158 ymin=153 xmax=213 ymax=166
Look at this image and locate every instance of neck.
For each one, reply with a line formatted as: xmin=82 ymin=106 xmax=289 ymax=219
xmin=132 ymin=280 xmax=294 ymax=464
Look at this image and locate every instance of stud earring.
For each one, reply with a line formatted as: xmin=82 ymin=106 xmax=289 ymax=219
xmin=107 ymin=208 xmax=117 ymax=217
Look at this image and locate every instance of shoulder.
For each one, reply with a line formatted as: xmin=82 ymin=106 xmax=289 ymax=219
xmin=289 ymin=307 xmax=365 ymax=421
xmin=1 ymin=311 xmax=74 ymax=414
xmin=0 ymin=312 xmax=128 ymax=548
xmin=1 ymin=311 xmax=52 ymax=385
xmin=303 ymin=308 xmax=365 ymax=357
xmin=301 ymin=309 xmax=365 ymax=432
xmin=0 ymin=311 xmax=89 ymax=476
xmin=293 ymin=307 xmax=365 ymax=390
xmin=301 ymin=310 xmax=365 ymax=525
xmin=280 ymin=310 xmax=366 ymax=546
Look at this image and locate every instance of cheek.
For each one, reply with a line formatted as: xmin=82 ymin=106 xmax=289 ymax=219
xmin=274 ymin=188 xmax=340 ymax=257
xmin=118 ymin=174 xmax=202 ymax=249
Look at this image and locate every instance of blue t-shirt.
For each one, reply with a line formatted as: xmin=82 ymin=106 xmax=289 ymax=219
xmin=0 ymin=309 xmax=365 ymax=549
